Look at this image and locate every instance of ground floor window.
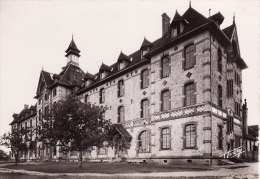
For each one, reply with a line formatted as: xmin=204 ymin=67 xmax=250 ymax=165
xmin=161 ymin=127 xmax=171 ymax=150
xmin=184 ymin=124 xmax=196 ymax=149
xmin=138 ymin=130 xmax=150 ymax=153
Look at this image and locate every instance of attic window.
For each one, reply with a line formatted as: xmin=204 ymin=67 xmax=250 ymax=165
xmin=111 ymin=67 xmax=114 ymax=71
xmin=119 ymin=61 xmax=127 ymax=70
xmin=130 ymin=57 xmax=133 ymax=61
xmin=142 ymin=47 xmax=149 ymax=57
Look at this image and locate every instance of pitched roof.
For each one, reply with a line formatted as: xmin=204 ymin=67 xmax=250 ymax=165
xmin=117 ymin=52 xmax=130 ymax=62
xmin=171 ymin=10 xmax=185 ymax=25
xmin=10 ymin=105 xmax=37 ymax=125
xmin=222 ymin=24 xmax=235 ymax=40
xmin=140 ymin=38 xmax=152 ymax=49
xmin=99 ymin=63 xmax=112 ymax=72
xmin=113 ymin=124 xmax=132 ymax=140
xmin=209 ymin=12 xmax=224 ymax=25
xmin=42 ymin=70 xmax=54 ymax=88
xmin=84 ymin=72 xmax=95 ymax=80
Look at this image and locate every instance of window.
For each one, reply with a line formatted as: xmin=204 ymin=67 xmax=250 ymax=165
xmin=99 ymin=88 xmax=105 ymax=103
xmin=141 ymin=69 xmax=149 ymax=89
xmin=184 ymin=124 xmax=196 ymax=149
xmin=218 ymin=126 xmax=223 ymax=150
xmin=53 ymin=88 xmax=57 ymax=97
xmin=138 ymin=130 xmax=150 ymax=153
xmin=84 ymin=94 xmax=88 ymax=103
xmin=141 ymin=99 xmax=149 ymax=118
xmin=218 ymin=48 xmax=222 ymax=73
xmin=234 ymin=102 xmax=240 ymax=117
xmin=184 ymin=82 xmax=196 ymax=106
xmin=161 ymin=127 xmax=171 ymax=150
xmin=218 ymin=85 xmax=222 ymax=108
xmin=184 ymin=44 xmax=195 ymax=70
xmin=161 ymin=57 xmax=170 ymax=78
xmin=39 ymin=98 xmax=41 ymax=105
xmin=235 ymin=72 xmax=240 ymax=86
xmin=227 ymin=80 xmax=233 ymax=97
xmin=118 ymin=106 xmax=124 ymax=123
xmin=30 ymin=120 xmax=32 ymax=128
xmin=118 ymin=80 xmax=124 ymax=97
xmin=227 ymin=116 xmax=234 ymax=133
xmin=161 ymin=90 xmax=170 ymax=111
xmin=25 ymin=122 xmax=27 ymax=129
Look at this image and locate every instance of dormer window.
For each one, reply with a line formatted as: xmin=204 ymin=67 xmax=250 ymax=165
xmin=99 ymin=63 xmax=111 ymax=79
xmin=100 ymin=71 xmax=107 ymax=79
xmin=140 ymin=38 xmax=152 ymax=58
xmin=117 ymin=52 xmax=130 ymax=71
xmin=170 ymin=10 xmax=187 ymax=38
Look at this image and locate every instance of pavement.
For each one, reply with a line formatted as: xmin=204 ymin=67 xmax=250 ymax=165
xmin=0 ymin=162 xmax=258 ymax=179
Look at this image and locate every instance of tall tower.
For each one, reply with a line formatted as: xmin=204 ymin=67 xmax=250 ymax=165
xmin=65 ymin=36 xmax=80 ymax=66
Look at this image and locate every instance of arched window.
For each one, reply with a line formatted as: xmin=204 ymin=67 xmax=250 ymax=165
xmin=118 ymin=80 xmax=124 ymax=97
xmin=184 ymin=82 xmax=196 ymax=106
xmin=161 ymin=57 xmax=170 ymax=78
xmin=99 ymin=88 xmax=105 ymax=103
xmin=141 ymin=69 xmax=149 ymax=89
xmin=161 ymin=89 xmax=170 ymax=111
xmin=141 ymin=99 xmax=149 ymax=118
xmin=184 ymin=124 xmax=196 ymax=149
xmin=118 ymin=106 xmax=124 ymax=123
xmin=184 ymin=44 xmax=195 ymax=70
xmin=218 ymin=85 xmax=222 ymax=108
xmin=138 ymin=130 xmax=150 ymax=153
xmin=218 ymin=48 xmax=222 ymax=73
xmin=161 ymin=127 xmax=171 ymax=150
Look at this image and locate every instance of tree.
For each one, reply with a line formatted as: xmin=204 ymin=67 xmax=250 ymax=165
xmin=39 ymin=95 xmax=113 ymax=167
xmin=0 ymin=128 xmax=29 ymax=165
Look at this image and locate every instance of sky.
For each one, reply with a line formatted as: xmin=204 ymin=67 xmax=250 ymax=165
xmin=0 ymin=0 xmax=259 ymax=152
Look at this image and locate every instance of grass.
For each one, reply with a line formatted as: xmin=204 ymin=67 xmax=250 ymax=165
xmin=1 ymin=162 xmax=212 ymax=174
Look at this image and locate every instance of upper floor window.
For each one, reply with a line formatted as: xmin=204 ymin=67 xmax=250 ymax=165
xmin=218 ymin=48 xmax=222 ymax=73
xmin=227 ymin=116 xmax=234 ymax=133
xmin=184 ymin=124 xmax=196 ymax=149
xmin=138 ymin=130 xmax=150 ymax=153
xmin=118 ymin=106 xmax=125 ymax=123
xmin=227 ymin=80 xmax=233 ymax=97
xmin=161 ymin=57 xmax=170 ymax=78
xmin=141 ymin=69 xmax=149 ymax=89
xmin=218 ymin=126 xmax=223 ymax=150
xmin=53 ymin=88 xmax=57 ymax=97
xmin=161 ymin=127 xmax=171 ymax=150
xmin=39 ymin=98 xmax=41 ymax=105
xmin=99 ymin=88 xmax=105 ymax=104
xmin=184 ymin=82 xmax=196 ymax=106
xmin=234 ymin=102 xmax=240 ymax=117
xmin=30 ymin=120 xmax=32 ymax=128
xmin=161 ymin=89 xmax=170 ymax=111
xmin=84 ymin=94 xmax=88 ymax=103
xmin=118 ymin=80 xmax=124 ymax=97
xmin=184 ymin=44 xmax=195 ymax=70
xmin=235 ymin=72 xmax=240 ymax=86
xmin=141 ymin=99 xmax=149 ymax=118
xmin=218 ymin=85 xmax=223 ymax=108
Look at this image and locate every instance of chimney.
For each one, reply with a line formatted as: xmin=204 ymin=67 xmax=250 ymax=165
xmin=162 ymin=13 xmax=170 ymax=36
xmin=24 ymin=104 xmax=29 ymax=109
xmin=242 ymin=99 xmax=248 ymax=135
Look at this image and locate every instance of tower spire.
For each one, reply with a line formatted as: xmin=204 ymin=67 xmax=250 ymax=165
xmin=65 ymin=36 xmax=81 ymax=66
xmin=233 ymin=12 xmax=235 ymax=24
xmin=189 ymin=0 xmax=191 ymax=8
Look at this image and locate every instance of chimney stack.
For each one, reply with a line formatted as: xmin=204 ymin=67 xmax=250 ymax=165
xmin=242 ymin=99 xmax=248 ymax=135
xmin=162 ymin=13 xmax=170 ymax=36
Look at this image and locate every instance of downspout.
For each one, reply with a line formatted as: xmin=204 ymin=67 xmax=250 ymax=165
xmin=209 ymin=30 xmax=213 ymax=164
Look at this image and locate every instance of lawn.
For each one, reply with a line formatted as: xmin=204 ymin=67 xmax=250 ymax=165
xmin=1 ymin=162 xmax=213 ymax=174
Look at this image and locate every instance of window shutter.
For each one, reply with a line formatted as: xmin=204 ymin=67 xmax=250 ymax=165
xmin=182 ymin=61 xmax=185 ymax=70
xmin=140 ymin=101 xmax=143 ymax=118
xmin=193 ymin=45 xmax=196 ymax=66
xmin=140 ymin=72 xmax=143 ymax=89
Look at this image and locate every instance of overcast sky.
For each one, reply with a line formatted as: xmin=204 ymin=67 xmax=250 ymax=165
xmin=0 ymin=0 xmax=259 ymax=152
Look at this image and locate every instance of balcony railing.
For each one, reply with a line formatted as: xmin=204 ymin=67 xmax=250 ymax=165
xmin=122 ymin=104 xmax=207 ymax=128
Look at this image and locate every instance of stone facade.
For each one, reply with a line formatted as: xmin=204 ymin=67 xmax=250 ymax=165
xmin=10 ymin=6 xmax=249 ymax=164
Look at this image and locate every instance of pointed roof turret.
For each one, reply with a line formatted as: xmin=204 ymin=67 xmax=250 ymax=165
xmin=140 ymin=37 xmax=152 ymax=49
xmin=117 ymin=51 xmax=130 ymax=62
xmin=65 ymin=36 xmax=81 ymax=57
